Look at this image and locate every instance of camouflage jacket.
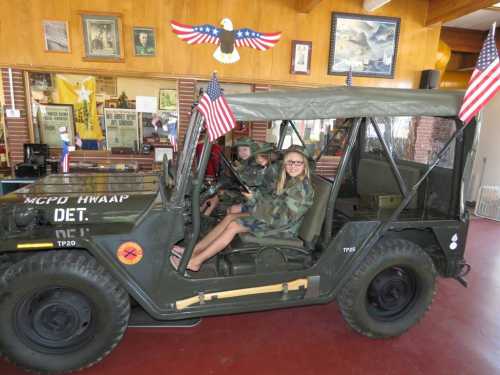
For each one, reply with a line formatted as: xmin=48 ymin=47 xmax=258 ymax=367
xmin=253 ymin=162 xmax=280 ymax=196
xmin=247 ymin=176 xmax=314 ymax=237
xmin=220 ymin=157 xmax=260 ymax=190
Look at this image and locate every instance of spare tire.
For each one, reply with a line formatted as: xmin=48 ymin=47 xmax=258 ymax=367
xmin=337 ymin=238 xmax=436 ymax=338
xmin=0 ymin=250 xmax=130 ymax=373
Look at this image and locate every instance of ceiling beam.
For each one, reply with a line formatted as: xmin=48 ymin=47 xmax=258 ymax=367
xmin=296 ymin=0 xmax=323 ymax=13
xmin=426 ymin=0 xmax=499 ymax=26
xmin=363 ymin=0 xmax=392 ymax=12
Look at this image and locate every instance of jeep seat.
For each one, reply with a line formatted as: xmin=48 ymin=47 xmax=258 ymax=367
xmin=238 ymin=174 xmax=332 ymax=250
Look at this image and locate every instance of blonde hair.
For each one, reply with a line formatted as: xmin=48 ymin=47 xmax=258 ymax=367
xmin=276 ymin=151 xmax=310 ymax=195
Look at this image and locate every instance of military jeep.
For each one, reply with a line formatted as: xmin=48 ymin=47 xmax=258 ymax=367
xmin=0 ymin=87 xmax=478 ymax=373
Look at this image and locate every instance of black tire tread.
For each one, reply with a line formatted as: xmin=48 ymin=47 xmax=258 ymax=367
xmin=338 ymin=238 xmax=437 ymax=339
xmin=0 ymin=250 xmax=130 ymax=374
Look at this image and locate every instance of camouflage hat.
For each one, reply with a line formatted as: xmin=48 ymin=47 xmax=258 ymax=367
xmin=234 ymin=137 xmax=254 ymax=148
xmin=254 ymin=142 xmax=275 ymax=155
xmin=284 ymin=144 xmax=311 ymax=159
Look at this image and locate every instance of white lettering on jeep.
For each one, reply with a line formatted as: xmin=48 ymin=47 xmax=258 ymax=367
xmin=343 ymin=247 xmax=356 ymax=253
xmin=54 ymin=207 xmax=88 ymax=222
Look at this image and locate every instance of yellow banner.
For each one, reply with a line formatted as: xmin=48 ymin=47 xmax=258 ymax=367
xmin=55 ymin=75 xmax=103 ymax=140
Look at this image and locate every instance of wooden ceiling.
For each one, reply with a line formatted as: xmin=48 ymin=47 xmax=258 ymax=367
xmin=426 ymin=0 xmax=500 ymax=25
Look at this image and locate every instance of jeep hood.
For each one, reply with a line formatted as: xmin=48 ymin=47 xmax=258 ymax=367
xmin=0 ymin=173 xmax=161 ymax=226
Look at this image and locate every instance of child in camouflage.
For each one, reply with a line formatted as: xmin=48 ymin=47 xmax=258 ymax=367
xmin=227 ymin=142 xmax=279 ymax=214
xmin=201 ymin=137 xmax=259 ymax=216
xmin=170 ymin=145 xmax=314 ymax=272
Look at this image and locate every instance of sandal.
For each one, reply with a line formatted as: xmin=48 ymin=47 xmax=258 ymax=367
xmin=171 ymin=245 xmax=184 ymax=258
xmin=169 ymin=255 xmax=190 ymax=277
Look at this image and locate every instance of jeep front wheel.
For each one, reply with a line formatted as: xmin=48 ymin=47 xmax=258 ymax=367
xmin=337 ymin=239 xmax=436 ymax=338
xmin=0 ymin=251 xmax=130 ymax=373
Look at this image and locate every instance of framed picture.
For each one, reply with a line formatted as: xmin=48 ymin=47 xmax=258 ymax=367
xmin=81 ymin=13 xmax=123 ymax=61
xmin=133 ymin=27 xmax=156 ymax=56
xmin=43 ymin=20 xmax=70 ymax=52
xmin=104 ymin=108 xmax=139 ymax=150
xmin=328 ymin=12 xmax=400 ymax=78
xmin=30 ymin=73 xmax=53 ymax=91
xmin=290 ymin=41 xmax=312 ymax=75
xmin=37 ymin=104 xmax=75 ymax=148
xmin=158 ymin=89 xmax=178 ymax=112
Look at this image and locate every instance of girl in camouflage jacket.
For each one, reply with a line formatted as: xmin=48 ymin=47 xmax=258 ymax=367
xmin=170 ymin=145 xmax=314 ymax=272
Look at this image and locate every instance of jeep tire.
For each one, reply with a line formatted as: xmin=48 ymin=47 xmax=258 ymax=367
xmin=338 ymin=239 xmax=436 ymax=338
xmin=0 ymin=251 xmax=130 ymax=373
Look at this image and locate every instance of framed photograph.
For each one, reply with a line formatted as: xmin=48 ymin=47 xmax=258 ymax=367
xmin=158 ymin=89 xmax=177 ymax=112
xmin=37 ymin=104 xmax=75 ymax=148
xmin=104 ymin=108 xmax=139 ymax=150
xmin=328 ymin=12 xmax=400 ymax=78
xmin=30 ymin=73 xmax=53 ymax=91
xmin=290 ymin=40 xmax=312 ymax=75
xmin=133 ymin=27 xmax=156 ymax=56
xmin=81 ymin=13 xmax=123 ymax=61
xmin=43 ymin=20 xmax=70 ymax=52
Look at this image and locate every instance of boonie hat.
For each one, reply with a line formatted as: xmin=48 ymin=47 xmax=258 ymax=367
xmin=254 ymin=142 xmax=275 ymax=155
xmin=284 ymin=144 xmax=311 ymax=159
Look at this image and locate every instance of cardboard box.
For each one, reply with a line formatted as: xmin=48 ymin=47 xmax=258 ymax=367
xmin=360 ymin=194 xmax=402 ymax=209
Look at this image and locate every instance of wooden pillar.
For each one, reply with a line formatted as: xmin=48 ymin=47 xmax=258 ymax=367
xmin=177 ymin=79 xmax=196 ymax=150
xmin=250 ymin=84 xmax=270 ymax=142
xmin=1 ymin=68 xmax=30 ymax=166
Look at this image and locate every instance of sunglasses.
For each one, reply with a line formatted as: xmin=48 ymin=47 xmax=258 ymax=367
xmin=285 ymin=160 xmax=304 ymax=167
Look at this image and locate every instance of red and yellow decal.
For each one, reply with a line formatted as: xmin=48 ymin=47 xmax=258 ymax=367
xmin=116 ymin=242 xmax=144 ymax=265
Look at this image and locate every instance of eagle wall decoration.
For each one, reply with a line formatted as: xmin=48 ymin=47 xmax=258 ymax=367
xmin=170 ymin=18 xmax=281 ymax=64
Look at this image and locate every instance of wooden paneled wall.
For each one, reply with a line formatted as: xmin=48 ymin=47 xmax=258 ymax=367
xmin=441 ymin=27 xmax=500 ymax=53
xmin=0 ymin=0 xmax=440 ymax=89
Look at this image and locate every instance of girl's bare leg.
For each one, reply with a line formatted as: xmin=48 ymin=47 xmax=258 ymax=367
xmin=194 ymin=212 xmax=248 ymax=252
xmin=188 ymin=222 xmax=249 ymax=271
xmin=227 ymin=204 xmax=242 ymax=214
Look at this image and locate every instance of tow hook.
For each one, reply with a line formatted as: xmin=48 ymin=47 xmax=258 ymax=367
xmin=454 ymin=262 xmax=471 ymax=288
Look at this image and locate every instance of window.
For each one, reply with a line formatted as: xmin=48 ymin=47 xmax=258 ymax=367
xmin=269 ymin=118 xmax=350 ymax=158
xmin=365 ymin=116 xmax=456 ymax=169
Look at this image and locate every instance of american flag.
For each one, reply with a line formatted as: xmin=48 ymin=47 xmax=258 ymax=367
xmin=197 ymin=73 xmax=236 ymax=142
xmin=168 ymin=119 xmax=178 ymax=152
xmin=459 ymin=24 xmax=500 ymax=125
xmin=60 ymin=141 xmax=70 ymax=173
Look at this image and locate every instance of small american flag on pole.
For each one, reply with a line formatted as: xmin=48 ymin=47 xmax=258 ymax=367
xmin=61 ymin=142 xmax=70 ymax=174
xmin=458 ymin=23 xmax=500 ymax=125
xmin=168 ymin=119 xmax=178 ymax=152
xmin=197 ymin=73 xmax=236 ymax=142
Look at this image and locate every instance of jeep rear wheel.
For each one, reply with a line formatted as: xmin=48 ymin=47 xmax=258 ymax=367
xmin=338 ymin=239 xmax=436 ymax=338
xmin=0 ymin=251 xmax=130 ymax=373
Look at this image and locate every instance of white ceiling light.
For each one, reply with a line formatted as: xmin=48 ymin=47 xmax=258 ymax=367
xmin=363 ymin=0 xmax=392 ymax=12
xmin=494 ymin=2 xmax=500 ymax=7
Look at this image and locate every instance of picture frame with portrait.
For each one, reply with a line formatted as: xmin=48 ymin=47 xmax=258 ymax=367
xmin=290 ymin=40 xmax=312 ymax=75
xmin=328 ymin=12 xmax=400 ymax=78
xmin=81 ymin=13 xmax=123 ymax=61
xmin=158 ymin=89 xmax=177 ymax=112
xmin=43 ymin=20 xmax=70 ymax=53
xmin=133 ymin=27 xmax=156 ymax=56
